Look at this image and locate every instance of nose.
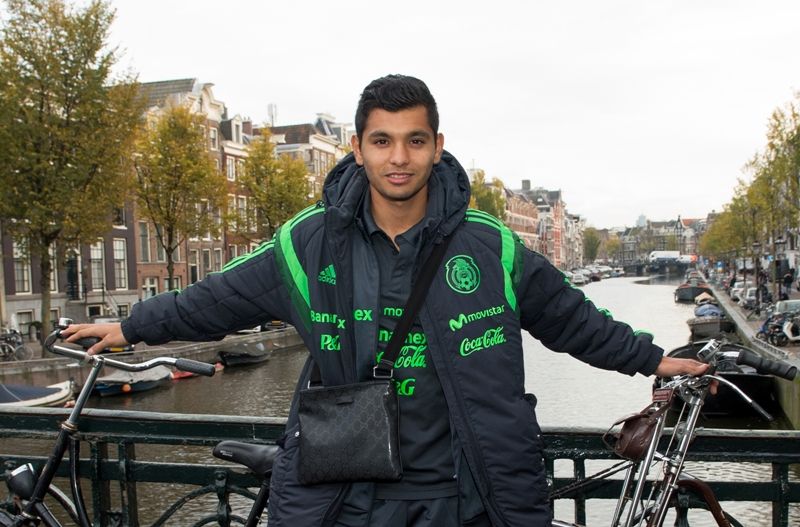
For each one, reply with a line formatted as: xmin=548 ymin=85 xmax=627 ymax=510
xmin=389 ymin=143 xmax=409 ymax=167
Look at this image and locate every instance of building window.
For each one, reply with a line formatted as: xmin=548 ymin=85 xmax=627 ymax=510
xmin=227 ymin=160 xmax=236 ymax=181
xmin=117 ymin=304 xmax=129 ymax=318
xmin=156 ymin=230 xmax=166 ymax=262
xmin=87 ymin=305 xmax=102 ymax=318
xmin=90 ymin=241 xmax=105 ymax=290
xmin=229 ymin=245 xmax=237 ymax=260
xmin=238 ymin=159 xmax=246 ymax=178
xmin=215 ymin=158 xmax=221 ymax=172
xmin=239 ymin=245 xmax=248 ymax=256
xmin=112 ymin=208 xmax=126 ymax=226
xmin=203 ymin=249 xmax=211 ymax=271
xmin=237 ymin=196 xmax=247 ymax=225
xmin=50 ymin=309 xmax=59 ymax=331
xmin=13 ymin=242 xmax=30 ymax=294
xmin=142 ymin=277 xmax=158 ymax=300
xmin=234 ymin=123 xmax=241 ymax=143
xmin=139 ymin=222 xmax=150 ymax=262
xmin=214 ymin=248 xmax=222 ymax=272
xmin=164 ymin=276 xmax=181 ymax=292
xmin=209 ymin=127 xmax=218 ymax=150
xmin=16 ymin=311 xmax=33 ymax=338
xmin=113 ymin=239 xmax=127 ymax=289
xmin=172 ymin=245 xmax=181 ymax=263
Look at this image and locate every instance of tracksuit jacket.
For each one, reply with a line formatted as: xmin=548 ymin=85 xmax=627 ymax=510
xmin=121 ymin=151 xmax=665 ymax=527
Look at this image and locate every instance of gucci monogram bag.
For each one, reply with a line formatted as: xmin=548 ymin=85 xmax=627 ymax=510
xmin=296 ymin=236 xmax=452 ymax=486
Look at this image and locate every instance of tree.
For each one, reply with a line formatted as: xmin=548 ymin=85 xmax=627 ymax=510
xmin=468 ymin=170 xmax=506 ymax=221
xmin=665 ymin=234 xmax=679 ymax=251
xmin=584 ymin=228 xmax=601 ymax=263
xmin=605 ymin=237 xmax=622 ymax=263
xmin=236 ymin=128 xmax=312 ymax=242
xmin=0 ymin=0 xmax=145 ymax=338
xmin=133 ymin=103 xmax=227 ymax=288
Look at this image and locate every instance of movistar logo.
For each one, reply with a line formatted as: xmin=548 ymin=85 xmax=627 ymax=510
xmin=446 ymin=255 xmax=480 ymax=294
xmin=318 ymin=264 xmax=336 ymax=285
xmin=460 ymin=326 xmax=506 ymax=356
xmin=449 ymin=305 xmax=505 ymax=331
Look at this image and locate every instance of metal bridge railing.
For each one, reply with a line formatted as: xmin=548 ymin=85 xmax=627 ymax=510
xmin=1 ymin=408 xmax=799 ymax=526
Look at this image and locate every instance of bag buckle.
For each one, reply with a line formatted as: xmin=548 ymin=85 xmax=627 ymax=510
xmin=373 ymin=365 xmax=393 ymax=379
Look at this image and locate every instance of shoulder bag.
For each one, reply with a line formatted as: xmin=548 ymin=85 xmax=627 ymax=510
xmin=297 ymin=235 xmax=452 ymax=485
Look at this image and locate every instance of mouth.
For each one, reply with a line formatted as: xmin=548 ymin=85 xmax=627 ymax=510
xmin=386 ymin=172 xmax=413 ymax=182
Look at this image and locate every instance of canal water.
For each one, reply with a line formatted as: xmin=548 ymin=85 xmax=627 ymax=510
xmin=3 ymin=275 xmax=797 ymax=525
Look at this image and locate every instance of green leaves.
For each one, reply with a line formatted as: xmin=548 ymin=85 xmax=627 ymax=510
xmin=468 ymin=170 xmax=506 ymax=221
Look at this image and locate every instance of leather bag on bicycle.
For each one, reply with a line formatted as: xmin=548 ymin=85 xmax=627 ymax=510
xmin=602 ymin=403 xmax=669 ymax=461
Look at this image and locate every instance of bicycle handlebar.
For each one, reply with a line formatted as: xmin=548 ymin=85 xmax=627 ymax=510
xmin=735 ymin=349 xmax=797 ymax=380
xmin=45 ymin=330 xmax=216 ymax=377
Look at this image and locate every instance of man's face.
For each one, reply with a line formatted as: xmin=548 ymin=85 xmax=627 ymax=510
xmin=351 ymin=106 xmax=444 ymax=207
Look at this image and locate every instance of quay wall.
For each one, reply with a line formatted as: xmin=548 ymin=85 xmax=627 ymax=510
xmin=713 ymin=288 xmax=800 ymax=429
xmin=0 ymin=328 xmax=304 ymax=388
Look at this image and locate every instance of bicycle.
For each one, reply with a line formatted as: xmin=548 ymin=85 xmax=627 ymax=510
xmin=0 ymin=319 xmax=216 ymax=527
xmin=0 ymin=329 xmax=33 ymax=362
xmin=550 ymin=339 xmax=797 ymax=527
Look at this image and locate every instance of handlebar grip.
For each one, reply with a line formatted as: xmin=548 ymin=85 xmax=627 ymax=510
xmin=736 ymin=350 xmax=798 ymax=380
xmin=73 ymin=337 xmax=102 ymax=350
xmin=175 ymin=358 xmax=216 ymax=377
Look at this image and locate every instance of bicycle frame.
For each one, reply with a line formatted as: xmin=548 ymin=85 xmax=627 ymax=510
xmin=553 ymin=339 xmax=792 ymax=527
xmin=2 ymin=324 xmax=214 ymax=527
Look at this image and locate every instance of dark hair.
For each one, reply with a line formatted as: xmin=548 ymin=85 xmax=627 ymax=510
xmin=355 ymin=75 xmax=439 ymax=141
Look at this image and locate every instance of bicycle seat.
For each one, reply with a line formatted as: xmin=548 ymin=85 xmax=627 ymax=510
xmin=213 ymin=441 xmax=279 ymax=477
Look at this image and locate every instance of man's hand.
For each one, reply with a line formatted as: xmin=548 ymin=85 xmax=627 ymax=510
xmin=654 ymin=356 xmax=717 ymax=394
xmin=62 ymin=323 xmax=129 ymax=355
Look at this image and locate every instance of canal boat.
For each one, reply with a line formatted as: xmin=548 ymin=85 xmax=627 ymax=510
xmin=674 ymin=280 xmax=711 ymax=302
xmin=216 ymin=341 xmax=272 ymax=367
xmin=92 ymin=366 xmax=172 ymax=397
xmin=0 ymin=379 xmax=74 ymax=407
xmin=657 ymin=341 xmax=776 ymax=417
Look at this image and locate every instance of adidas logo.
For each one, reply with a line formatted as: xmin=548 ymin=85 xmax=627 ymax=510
xmin=318 ymin=264 xmax=336 ymax=285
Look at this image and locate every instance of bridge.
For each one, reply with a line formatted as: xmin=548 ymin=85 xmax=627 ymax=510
xmin=1 ymin=407 xmax=798 ymax=526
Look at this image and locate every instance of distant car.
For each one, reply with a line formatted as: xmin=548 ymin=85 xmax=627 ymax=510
xmin=774 ymin=300 xmax=800 ymax=314
xmin=570 ymin=273 xmax=586 ymax=286
xmin=613 ymin=267 xmax=625 ymax=277
xmin=738 ymin=287 xmax=758 ymax=306
xmin=730 ymin=281 xmax=753 ymax=301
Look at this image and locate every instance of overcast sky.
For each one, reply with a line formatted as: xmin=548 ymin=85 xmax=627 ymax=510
xmin=105 ymin=0 xmax=800 ymax=229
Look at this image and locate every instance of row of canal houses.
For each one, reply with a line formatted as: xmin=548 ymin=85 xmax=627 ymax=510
xmin=0 ymin=79 xmax=584 ymax=339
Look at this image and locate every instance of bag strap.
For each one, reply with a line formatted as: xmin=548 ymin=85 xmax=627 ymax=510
xmin=308 ymin=234 xmax=453 ymax=386
xmin=374 ymin=234 xmax=453 ymax=379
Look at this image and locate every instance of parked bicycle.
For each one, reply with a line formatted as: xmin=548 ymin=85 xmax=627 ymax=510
xmin=550 ymin=339 xmax=797 ymax=527
xmin=0 ymin=329 xmax=32 ymax=362
xmin=0 ymin=319 xmax=215 ymax=527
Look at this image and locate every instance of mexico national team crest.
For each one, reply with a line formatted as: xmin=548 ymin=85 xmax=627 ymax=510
xmin=446 ymin=255 xmax=480 ymax=294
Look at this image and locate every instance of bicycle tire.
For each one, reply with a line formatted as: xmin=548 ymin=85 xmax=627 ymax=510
xmin=0 ymin=344 xmax=12 ymax=361
xmin=0 ymin=483 xmax=79 ymax=526
xmin=13 ymin=345 xmax=33 ymax=361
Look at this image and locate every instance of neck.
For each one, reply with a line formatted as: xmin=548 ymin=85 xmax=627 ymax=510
xmin=369 ymin=187 xmax=428 ymax=243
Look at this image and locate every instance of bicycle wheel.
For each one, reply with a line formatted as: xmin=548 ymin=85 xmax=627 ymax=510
xmin=13 ymin=345 xmax=33 ymax=361
xmin=0 ymin=344 xmax=12 ymax=361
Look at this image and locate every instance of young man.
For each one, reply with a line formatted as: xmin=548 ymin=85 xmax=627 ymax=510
xmin=67 ymin=75 xmax=708 ymax=527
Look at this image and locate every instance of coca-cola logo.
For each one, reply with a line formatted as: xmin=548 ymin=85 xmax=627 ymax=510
xmin=459 ymin=326 xmax=506 ymax=356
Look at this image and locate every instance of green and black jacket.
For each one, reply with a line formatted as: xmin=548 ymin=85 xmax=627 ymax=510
xmin=121 ymin=152 xmax=664 ymax=527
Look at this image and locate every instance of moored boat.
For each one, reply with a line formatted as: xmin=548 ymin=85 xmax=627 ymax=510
xmin=216 ymin=341 xmax=272 ymax=367
xmin=0 ymin=380 xmax=74 ymax=407
xmin=674 ymin=280 xmax=711 ymax=302
xmin=658 ymin=341 xmax=776 ymax=417
xmin=92 ymin=366 xmax=172 ymax=397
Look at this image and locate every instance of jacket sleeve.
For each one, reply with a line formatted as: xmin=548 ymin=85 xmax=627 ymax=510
xmin=121 ymin=246 xmax=291 ymax=345
xmin=517 ymin=250 xmax=663 ymax=376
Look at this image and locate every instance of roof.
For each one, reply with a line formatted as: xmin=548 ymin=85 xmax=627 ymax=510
xmin=269 ymin=124 xmax=318 ymax=145
xmin=139 ymin=79 xmax=198 ymax=105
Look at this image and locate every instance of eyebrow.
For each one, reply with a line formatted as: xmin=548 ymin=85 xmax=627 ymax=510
xmin=367 ymin=129 xmax=433 ymax=140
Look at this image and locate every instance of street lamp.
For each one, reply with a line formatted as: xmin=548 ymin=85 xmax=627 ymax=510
xmin=775 ymin=237 xmax=787 ymax=299
xmin=752 ymin=241 xmax=761 ymax=302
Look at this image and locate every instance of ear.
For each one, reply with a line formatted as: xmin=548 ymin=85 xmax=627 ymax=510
xmin=351 ymin=135 xmax=364 ymax=166
xmin=433 ymin=133 xmax=444 ymax=164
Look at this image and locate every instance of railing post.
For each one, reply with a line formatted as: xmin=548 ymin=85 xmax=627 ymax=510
xmin=772 ymin=462 xmax=789 ymax=527
xmin=90 ymin=441 xmax=112 ymax=527
xmin=214 ymin=470 xmax=231 ymax=527
xmin=574 ymin=459 xmax=586 ymax=526
xmin=118 ymin=442 xmax=139 ymax=527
